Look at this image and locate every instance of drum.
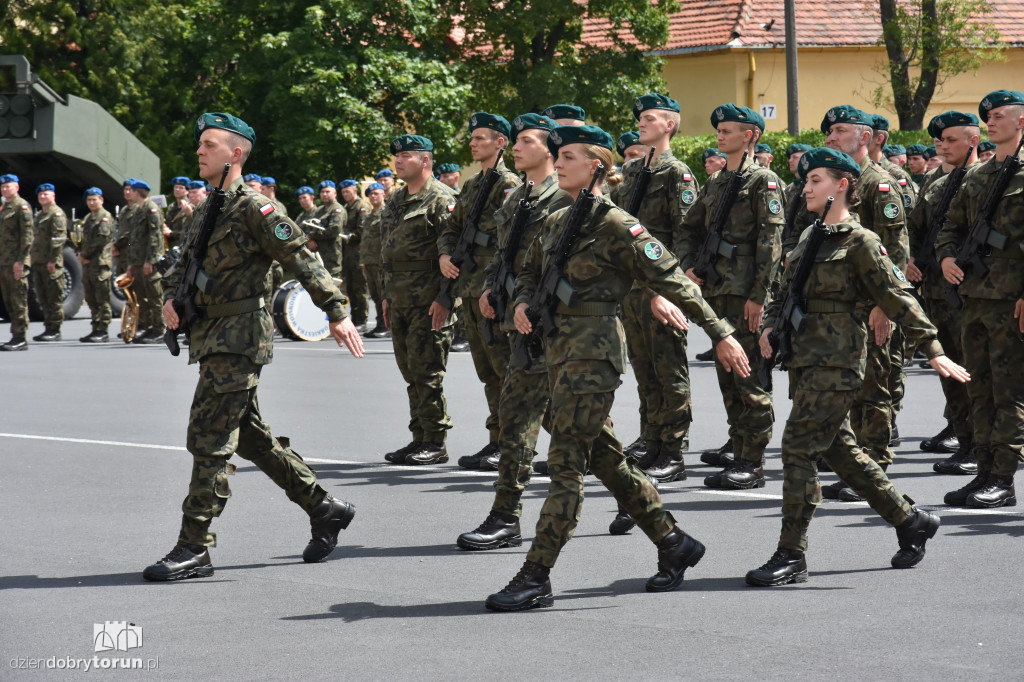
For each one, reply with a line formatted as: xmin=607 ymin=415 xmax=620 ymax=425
xmin=272 ymin=280 xmax=331 ymax=341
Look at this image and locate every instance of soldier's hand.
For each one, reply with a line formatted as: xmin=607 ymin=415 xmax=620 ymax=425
xmin=382 ymin=300 xmax=391 ymax=330
xmin=127 ymin=264 xmax=135 ymax=278
xmin=759 ymin=328 xmax=774 ymax=358
xmin=163 ymin=300 xmax=179 ymax=330
xmin=650 ymin=295 xmax=689 ymax=331
xmin=715 ymin=335 xmax=750 ymax=377
xmin=479 ymin=290 xmax=496 ymax=319
xmin=143 ymin=262 xmax=154 ymax=276
xmin=929 ymin=355 xmax=970 ymax=383
xmin=940 ymin=256 xmax=963 ymax=286
xmin=1016 ymin=299 xmax=1024 ymax=334
xmin=439 ymin=254 xmax=460 ymax=279
xmin=685 ymin=267 xmax=704 ymax=286
xmin=181 ymin=201 xmax=193 ymax=216
xmin=428 ymin=301 xmax=450 ymax=331
xmin=163 ymin=226 xmax=172 ymax=236
xmin=47 ymin=262 xmax=56 ymax=275
xmin=307 ymin=238 xmax=318 ymax=251
xmin=744 ymin=299 xmax=764 ymax=333
xmin=514 ymin=303 xmax=533 ymax=335
xmin=13 ymin=262 xmax=23 ymax=280
xmin=905 ymin=257 xmax=923 ymax=283
xmin=112 ymin=246 xmax=119 ymax=257
xmin=330 ymin=317 xmax=365 ymax=357
xmin=868 ymin=305 xmax=892 ymax=346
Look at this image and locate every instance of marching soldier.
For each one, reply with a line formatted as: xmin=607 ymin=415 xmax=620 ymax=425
xmin=885 ymin=144 xmax=908 ymax=172
xmin=906 ymin=144 xmax=929 ymax=186
xmin=0 ymin=174 xmax=33 ymax=351
xmin=360 ymin=182 xmax=389 ymax=338
xmin=340 ymin=179 xmax=371 ymax=332
xmin=30 ymin=183 xmax=68 ymax=342
xmin=164 ymin=176 xmax=192 ymax=248
xmin=308 ymin=180 xmax=346 ymax=280
xmin=869 ymin=114 xmax=917 ymax=211
xmin=616 ymin=131 xmax=646 ymax=163
xmin=754 ymin=143 xmax=774 ymax=169
xmin=77 ymin=187 xmax=115 ymax=342
xmin=436 ymin=163 xmax=461 ymax=192
xmin=542 ymin=104 xmax=586 ymax=127
xmin=977 ymin=140 xmax=996 ymax=163
xmin=125 ymin=179 xmax=166 ymax=343
xmin=702 ymin=148 xmax=727 ymax=177
xmin=925 ymin=146 xmax=943 ymax=171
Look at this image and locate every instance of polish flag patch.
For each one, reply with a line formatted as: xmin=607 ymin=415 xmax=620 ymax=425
xmin=448 ymin=204 xmax=456 ymax=212
xmin=767 ymin=181 xmax=777 ymax=190
xmin=260 ymin=203 xmax=275 ymax=216
xmin=629 ymin=225 xmax=645 ymax=237
xmin=504 ymin=188 xmax=514 ymax=196
xmin=335 ymin=208 xmax=343 ymax=213
xmin=898 ymin=178 xmax=908 ymax=186
xmin=683 ymin=173 xmax=692 ymax=182
xmin=879 ymin=182 xmax=890 ymax=192
xmin=880 ymin=245 xmax=888 ymax=255
xmin=150 ymin=208 xmax=158 ymax=213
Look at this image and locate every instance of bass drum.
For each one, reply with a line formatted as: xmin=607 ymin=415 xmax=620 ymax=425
xmin=272 ymin=280 xmax=331 ymax=341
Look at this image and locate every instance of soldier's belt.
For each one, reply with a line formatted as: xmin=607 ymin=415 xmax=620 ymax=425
xmin=384 ymin=260 xmax=440 ymax=272
xmin=722 ymin=242 xmax=756 ymax=257
xmin=554 ymin=301 xmax=619 ymax=316
xmin=804 ymin=300 xmax=856 ymax=313
xmin=197 ymin=296 xmax=266 ymax=319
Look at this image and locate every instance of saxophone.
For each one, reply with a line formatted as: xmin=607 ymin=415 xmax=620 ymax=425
xmin=115 ymin=272 xmax=139 ymax=343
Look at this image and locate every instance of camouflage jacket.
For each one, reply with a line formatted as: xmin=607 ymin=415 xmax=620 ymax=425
xmin=0 ymin=194 xmax=34 ymax=267
xmin=309 ymin=200 xmax=346 ymax=276
xmin=483 ymin=173 xmax=573 ymax=332
xmin=31 ymin=204 xmax=67 ymax=269
xmin=381 ymin=176 xmax=455 ymax=307
xmin=438 ymin=157 xmax=520 ymax=297
xmin=907 ymin=165 xmax=974 ymax=300
xmin=610 ymin=149 xmax=699 ymax=252
xmin=294 ymin=208 xmax=318 ymax=233
xmin=918 ymin=166 xmax=945 ymax=197
xmin=164 ymin=177 xmax=347 ymax=366
xmin=113 ymin=203 xmax=136 ymax=253
xmin=165 ymin=199 xmax=192 ymax=248
xmin=766 ymin=217 xmax=942 ymax=377
xmin=359 ymin=207 xmax=383 ymax=266
xmin=513 ymin=195 xmax=735 ymax=372
xmin=343 ymin=197 xmax=371 ymax=251
xmin=675 ymin=155 xmax=784 ymax=304
xmin=854 ymin=155 xmax=910 ymax=269
xmin=270 ymin=197 xmax=289 ymax=217
xmin=881 ymin=157 xmax=917 ymax=211
xmin=126 ymin=199 xmax=164 ymax=266
xmin=936 ymin=154 xmax=1024 ymax=302
xmin=79 ymin=207 xmax=114 ymax=270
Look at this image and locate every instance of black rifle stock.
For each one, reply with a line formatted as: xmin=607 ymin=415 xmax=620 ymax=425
xmin=436 ymin=146 xmax=506 ymax=310
xmin=164 ymin=163 xmax=231 ymax=356
xmin=944 ymin=137 xmax=1024 ymax=309
xmin=692 ymin=151 xmax=749 ymax=287
xmin=625 ymin=146 xmax=656 ymax=217
xmin=510 ymin=165 xmax=606 ymax=368
xmin=913 ymin=146 xmax=974 ymax=278
xmin=484 ymin=180 xmax=534 ymax=345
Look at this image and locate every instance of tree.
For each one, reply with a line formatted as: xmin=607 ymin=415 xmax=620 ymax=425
xmin=873 ymin=0 xmax=1005 ymax=129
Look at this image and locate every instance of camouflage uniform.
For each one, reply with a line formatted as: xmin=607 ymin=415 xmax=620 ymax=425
xmin=79 ymin=207 xmax=115 ymax=334
xmin=438 ymin=158 xmax=520 ymax=442
xmin=343 ymin=197 xmax=371 ymax=326
xmin=767 ymin=218 xmax=942 ymax=551
xmin=0 ymin=194 xmax=33 ymax=339
xmin=309 ymin=199 xmax=346 ymax=279
xmin=265 ymin=197 xmax=290 ymax=316
xmin=359 ymin=206 xmax=385 ymax=329
xmin=113 ymin=203 xmax=136 ymax=277
xmin=676 ymin=155 xmax=783 ymax=469
xmin=610 ymin=150 xmax=700 ymax=455
xmin=936 ymin=155 xmax=1024 ymax=480
xmin=30 ymin=204 xmax=68 ymax=332
xmin=165 ymin=199 xmax=191 ymax=249
xmin=512 ymin=195 xmax=736 ymax=568
xmin=162 ymin=177 xmax=349 ymax=546
xmin=126 ymin=199 xmax=165 ymax=333
xmin=381 ymin=176 xmax=457 ymax=443
xmin=881 ymin=158 xmax=918 ymax=212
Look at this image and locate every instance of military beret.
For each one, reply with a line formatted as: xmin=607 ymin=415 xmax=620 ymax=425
xmin=295 ymin=186 xmax=314 ymax=196
xmin=122 ymin=178 xmax=135 ymax=187
xmin=616 ymin=131 xmax=642 ymax=157
xmin=243 ymin=173 xmax=262 ymax=183
xmin=702 ymin=147 xmax=727 ymax=161
xmin=927 ymin=110 xmax=981 ymax=139
xmin=171 ymin=176 xmax=190 ymax=187
xmin=546 ymin=124 xmax=614 ymax=158
xmin=978 ymin=140 xmax=996 ymax=153
xmin=375 ymin=169 xmax=393 ymax=179
xmin=83 ymin=187 xmax=103 ymax=198
xmin=468 ymin=112 xmax=511 ymax=138
xmin=187 ymin=180 xmax=206 ymax=190
xmin=755 ymin=143 xmax=772 ymax=155
xmin=261 ymin=176 xmax=276 ymax=186
xmin=869 ymin=114 xmax=890 ymax=132
xmin=339 ymin=179 xmax=358 ymax=189
xmin=978 ymin=89 xmax=1024 ymax=120
xmin=194 ymin=111 xmax=255 ymax=146
xmin=390 ymin=134 xmax=433 ymax=154
xmin=906 ymin=144 xmax=928 ymax=157
xmin=436 ymin=163 xmax=460 ymax=174
xmin=205 ymin=183 xmax=212 ymax=192
xmin=633 ymin=93 xmax=680 ymax=119
xmin=711 ymin=103 xmax=765 ymax=131
xmin=785 ymin=143 xmax=812 ymax=157
xmin=365 ymin=182 xmax=385 ymax=196
xmin=797 ymin=147 xmax=861 ymax=181
xmin=924 ymin=146 xmax=938 ymax=159
xmin=820 ymin=105 xmax=868 ymax=134
xmin=129 ymin=179 xmax=150 ymax=190
xmin=510 ymin=113 xmax=555 ymax=145
xmin=883 ymin=144 xmax=906 ymax=157
xmin=35 ymin=183 xmax=55 ymax=194
xmin=542 ymin=104 xmax=586 ymax=121
xmin=0 ymin=174 xmax=18 ymax=184
xmin=318 ymin=180 xmax=336 ymax=190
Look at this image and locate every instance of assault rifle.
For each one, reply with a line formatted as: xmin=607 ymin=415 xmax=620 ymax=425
xmin=944 ymin=136 xmax=1024 ymax=309
xmin=436 ymin=145 xmax=506 ymax=310
xmin=484 ymin=180 xmax=535 ymax=345
xmin=692 ymin=151 xmax=749 ymax=286
xmin=913 ymin=145 xmax=974 ymax=278
xmin=625 ymin=146 xmax=657 ymax=217
xmin=758 ymin=197 xmax=835 ymax=388
xmin=164 ymin=163 xmax=231 ymax=357
xmin=510 ymin=165 xmax=606 ymax=368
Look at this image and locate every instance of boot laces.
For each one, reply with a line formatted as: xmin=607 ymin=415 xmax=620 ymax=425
xmin=161 ymin=543 xmax=199 ymax=563
xmin=502 ymin=562 xmax=541 ymax=592
xmin=472 ymin=513 xmax=503 ymax=534
xmin=758 ymin=549 xmax=795 ymax=571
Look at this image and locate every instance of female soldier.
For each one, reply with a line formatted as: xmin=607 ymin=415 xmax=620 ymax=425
xmin=747 ymin=148 xmax=969 ymax=587
xmin=484 ymin=125 xmax=751 ymax=611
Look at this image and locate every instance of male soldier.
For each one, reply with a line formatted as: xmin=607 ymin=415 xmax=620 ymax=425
xmin=164 ymin=176 xmax=192 ymax=248
xmin=143 ymin=112 xmax=364 ymax=582
xmin=977 ymin=140 xmax=996 ymax=163
xmin=754 ymin=143 xmax=774 ymax=169
xmin=243 ymin=173 xmax=263 ymax=194
xmin=925 ymin=146 xmax=943 ymax=171
xmin=542 ymin=104 xmax=586 ymax=127
xmin=307 ymin=180 xmax=345 ymax=280
xmin=702 ymin=148 xmax=727 ymax=176
xmin=438 ymin=113 xmax=521 ymax=469
xmin=375 ymin=169 xmax=395 ymax=196
xmin=112 ymin=179 xmax=136 ymax=288
xmin=380 ymin=134 xmax=457 ymax=465
xmin=436 ymin=163 xmax=461 ymax=192
xmin=869 ymin=114 xmax=917 ymax=212
xmin=677 ymin=103 xmax=783 ymax=490
xmin=616 ymin=131 xmax=646 ymax=163
xmin=261 ymin=177 xmax=284 ymax=211
xmin=360 ymin=182 xmax=389 ymax=338
xmin=610 ymin=94 xmax=700 ymax=486
xmin=885 ymin=144 xmax=908 ymax=170
xmin=340 ymin=179 xmax=371 ymax=331
xmin=938 ymin=89 xmax=1024 ymax=509
xmin=29 ymin=183 xmax=68 ymax=341
xmin=906 ymin=144 xmax=929 ymax=185
xmin=0 ymin=174 xmax=33 ymax=351
xmin=77 ymin=187 xmax=115 ymax=342
xmin=125 ymin=179 xmax=166 ymax=343
xmin=294 ymin=185 xmax=317 ymax=226
xmin=187 ymin=180 xmax=207 ymax=206
xmin=905 ymin=111 xmax=980 ymax=475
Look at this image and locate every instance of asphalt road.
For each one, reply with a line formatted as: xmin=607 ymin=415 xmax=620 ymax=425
xmin=2 ymin=316 xmax=1022 ymax=681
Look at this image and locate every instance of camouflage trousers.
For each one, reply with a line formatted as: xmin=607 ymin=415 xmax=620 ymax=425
xmin=888 ymin=323 xmax=906 ymax=418
xmin=0 ymin=267 xmax=29 ymax=337
xmin=131 ymin=270 xmax=164 ymax=333
xmin=32 ymin=266 xmax=64 ymax=330
xmin=179 ymin=353 xmax=327 ymax=546
xmin=83 ymin=264 xmax=112 ymax=333
xmin=707 ymin=295 xmax=773 ymax=464
xmin=779 ymin=366 xmax=913 ymax=552
xmin=363 ymin=264 xmax=385 ymax=329
xmin=850 ymin=332 xmax=894 ymax=467
xmin=389 ymin=303 xmax=453 ymax=442
xmin=960 ymin=298 xmax=1024 ymax=476
xmin=342 ymin=251 xmax=368 ymax=326
xmin=463 ymin=296 xmax=511 ymax=442
xmin=622 ymin=287 xmax=691 ymax=451
xmin=525 ymin=359 xmax=675 ymax=569
xmin=926 ymin=296 xmax=971 ymax=442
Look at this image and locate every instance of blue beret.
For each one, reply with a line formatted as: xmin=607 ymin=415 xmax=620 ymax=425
xmin=711 ymin=103 xmax=765 ymax=131
xmin=883 ymin=144 xmax=906 ymax=157
xmin=130 ymin=179 xmax=151 ymax=191
xmin=820 ymin=105 xmax=868 ymax=134
xmin=84 ymin=187 xmax=103 ymax=198
xmin=542 ymin=104 xmax=586 ymax=121
xmin=797 ymin=147 xmax=861 ymax=181
xmin=755 ymin=143 xmax=772 ymax=155
xmin=633 ymin=93 xmax=680 ymax=119
xmin=375 ymin=169 xmax=393 ymax=179
xmin=511 ymin=113 xmax=556 ymax=145
xmin=786 ymin=143 xmax=813 ymax=157
xmin=978 ymin=140 xmax=996 ymax=153
xmin=122 ymin=178 xmax=135 ymax=187
xmin=390 ymin=135 xmax=433 ymax=154
xmin=869 ymin=114 xmax=890 ymax=132
xmin=35 ymin=183 xmax=55 ymax=194
xmin=171 ymin=176 xmax=190 ymax=187
xmin=979 ymin=89 xmax=1024 ymax=120
xmin=927 ymin=111 xmax=980 ymax=139
xmin=318 ymin=180 xmax=336 ymax=190
xmin=547 ymin=124 xmax=614 ymax=158
xmin=435 ymin=163 xmax=460 ymax=174
xmin=243 ymin=173 xmax=262 ymax=183
xmin=365 ymin=182 xmax=385 ymax=196
xmin=187 ymin=180 xmax=205 ymax=190
xmin=616 ymin=131 xmax=642 ymax=157
xmin=194 ymin=111 xmax=255 ymax=146
xmin=468 ymin=112 xmax=511 ymax=138
xmin=339 ymin=179 xmax=358 ymax=189
xmin=0 ymin=174 xmax=18 ymax=184
xmin=906 ymin=144 xmax=928 ymax=157
xmin=261 ymin=176 xmax=276 ymax=186
xmin=702 ymin=147 xmax=727 ymax=161
xmin=295 ymin=185 xmax=315 ymax=197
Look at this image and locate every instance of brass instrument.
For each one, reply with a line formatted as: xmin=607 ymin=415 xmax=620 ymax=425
xmin=115 ymin=272 xmax=139 ymax=343
xmin=70 ymin=208 xmax=84 ymax=249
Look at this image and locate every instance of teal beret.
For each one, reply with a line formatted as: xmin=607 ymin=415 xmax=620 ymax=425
xmin=924 ymin=146 xmax=937 ymax=159
xmin=633 ymin=93 xmax=680 ymax=119
xmin=171 ymin=176 xmax=190 ymax=187
xmin=711 ymin=103 xmax=765 ymax=131
xmin=365 ymin=182 xmax=385 ymax=196
xmin=84 ymin=187 xmax=103 ymax=197
xmin=616 ymin=131 xmax=642 ymax=157
xmin=978 ymin=140 xmax=996 ymax=153
xmin=469 ymin=112 xmax=511 ymax=138
xmin=261 ymin=176 xmax=276 ymax=186
xmin=702 ymin=147 xmax=727 ymax=161
xmin=0 ymin=174 xmax=19 ymax=184
xmin=869 ymin=114 xmax=890 ymax=131
xmin=906 ymin=144 xmax=928 ymax=157
xmin=436 ymin=163 xmax=460 ymax=174
xmin=36 ymin=183 xmax=55 ymax=194
xmin=927 ymin=110 xmax=980 ymax=139
xmin=542 ymin=104 xmax=585 ymax=121
xmin=786 ymin=143 xmax=812 ymax=157
xmin=295 ymin=185 xmax=314 ymax=197
xmin=194 ymin=111 xmax=255 ymax=146
xmin=546 ymin=124 xmax=614 ymax=158
xmin=979 ymin=89 xmax=1024 ymax=120
xmin=797 ymin=147 xmax=861 ymax=181
xmin=129 ymin=179 xmax=150 ymax=191
xmin=511 ymin=113 xmax=555 ymax=145
xmin=820 ymin=105 xmax=868 ymax=134
xmin=243 ymin=173 xmax=262 ymax=183
xmin=390 ymin=134 xmax=433 ymax=154
xmin=755 ymin=143 xmax=772 ymax=155
xmin=187 ymin=181 xmax=205 ymax=190
xmin=883 ymin=144 xmax=906 ymax=157
xmin=339 ymin=179 xmax=358 ymax=189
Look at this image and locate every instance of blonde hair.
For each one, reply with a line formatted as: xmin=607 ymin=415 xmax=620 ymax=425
xmin=583 ymin=144 xmax=622 ymax=187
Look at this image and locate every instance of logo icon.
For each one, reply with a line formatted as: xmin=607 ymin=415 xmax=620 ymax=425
xmin=827 ymin=108 xmax=837 ymax=122
xmin=716 ymin=108 xmax=725 ymax=121
xmin=514 ymin=117 xmax=524 ymax=131
xmin=275 ymin=223 xmax=293 ymax=240
xmin=94 ymin=622 xmax=143 ymax=653
xmin=681 ymin=189 xmax=695 ymax=205
xmin=549 ymin=131 xmax=562 ymax=146
xmin=644 ymin=242 xmax=664 ymax=260
xmin=883 ymin=202 xmax=901 ymax=219
xmin=768 ymin=198 xmax=782 ymax=215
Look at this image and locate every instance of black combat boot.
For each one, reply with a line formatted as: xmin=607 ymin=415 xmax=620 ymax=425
xmin=623 ymin=436 xmax=647 ymax=460
xmin=303 ymin=495 xmax=356 ymax=563
xmin=532 ymin=459 xmax=549 ymax=476
xmin=745 ymin=548 xmax=808 ymax=586
xmin=920 ymin=423 xmax=958 ymax=453
xmin=384 ymin=441 xmax=421 ymax=464
xmin=635 ymin=441 xmax=661 ymax=471
xmin=646 ymin=527 xmax=705 ymax=592
xmin=933 ymin=440 xmax=977 ymax=475
xmin=33 ymin=328 xmax=61 ymax=342
xmin=821 ymin=479 xmax=864 ymax=502
xmin=136 ymin=329 xmax=164 ymax=344
xmin=695 ymin=347 xmax=714 ymax=361
xmin=405 ymin=442 xmax=449 ymax=465
xmin=80 ymin=330 xmax=109 ymax=343
xmin=704 ymin=461 xmax=765 ymax=490
xmin=457 ymin=513 xmax=522 ymax=550
xmin=645 ymin=446 xmax=686 ymax=482
xmin=142 ymin=542 xmax=214 ymax=581
xmin=889 ymin=422 xmax=901 ymax=447
xmin=699 ymin=439 xmax=734 ymax=467
xmin=891 ymin=508 xmax=941 ymax=568
xmin=485 ymin=560 xmax=553 ymax=611
xmin=966 ymin=475 xmax=1017 ymax=508
xmin=457 ymin=442 xmax=499 ymax=470
xmin=609 ymin=503 xmax=636 ymax=535
xmin=0 ymin=336 xmax=28 ymax=351
xmin=451 ymin=336 xmax=470 ymax=352
xmin=943 ymin=472 xmax=990 ymax=506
